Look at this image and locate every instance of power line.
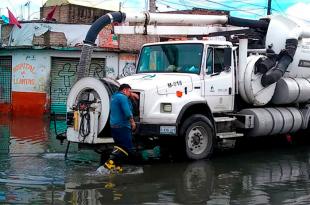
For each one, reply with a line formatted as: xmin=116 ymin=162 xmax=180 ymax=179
xmin=230 ymin=0 xmax=266 ymax=9
xmin=158 ymin=0 xmax=264 ymax=17
xmin=157 ymin=0 xmax=192 ymax=9
xmin=273 ymin=0 xmax=285 ymax=14
xmin=186 ymin=0 xmax=264 ymax=16
xmin=156 ymin=1 xmax=180 ymax=11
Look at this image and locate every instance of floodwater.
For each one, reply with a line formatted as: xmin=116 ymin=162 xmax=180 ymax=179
xmin=1 ymin=116 xmax=310 ymax=204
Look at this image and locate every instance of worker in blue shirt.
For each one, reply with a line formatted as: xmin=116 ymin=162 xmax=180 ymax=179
xmin=103 ymin=84 xmax=139 ymax=172
xmin=110 ymin=83 xmax=137 ymax=151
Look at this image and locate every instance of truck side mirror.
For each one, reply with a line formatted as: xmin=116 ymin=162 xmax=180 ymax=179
xmin=224 ymin=47 xmax=232 ymax=71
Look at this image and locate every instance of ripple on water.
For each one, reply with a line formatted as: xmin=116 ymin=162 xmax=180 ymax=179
xmin=0 ymin=173 xmax=64 ymax=186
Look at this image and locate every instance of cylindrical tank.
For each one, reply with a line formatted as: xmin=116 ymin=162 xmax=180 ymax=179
xmin=240 ymin=107 xmax=303 ymax=137
xmin=272 ymin=78 xmax=310 ymax=104
xmin=239 ymin=55 xmax=276 ymax=106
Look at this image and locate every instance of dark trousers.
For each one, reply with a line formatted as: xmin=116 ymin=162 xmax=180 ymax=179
xmin=111 ymin=127 xmax=134 ymax=153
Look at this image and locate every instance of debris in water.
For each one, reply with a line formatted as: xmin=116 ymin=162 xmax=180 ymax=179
xmin=96 ymin=165 xmax=144 ymax=175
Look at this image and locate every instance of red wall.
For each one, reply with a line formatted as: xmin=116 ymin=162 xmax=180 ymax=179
xmin=0 ymin=104 xmax=11 ymax=113
xmin=11 ymin=92 xmax=48 ymax=116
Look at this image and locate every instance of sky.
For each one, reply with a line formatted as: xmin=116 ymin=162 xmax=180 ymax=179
xmin=0 ymin=0 xmax=310 ymax=22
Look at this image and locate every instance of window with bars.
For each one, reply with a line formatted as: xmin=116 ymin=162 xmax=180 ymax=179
xmin=0 ymin=56 xmax=12 ymax=103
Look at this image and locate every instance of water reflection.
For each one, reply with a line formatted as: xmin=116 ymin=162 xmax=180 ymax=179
xmin=0 ymin=116 xmax=310 ymax=204
xmin=62 ymin=161 xmax=215 ymax=204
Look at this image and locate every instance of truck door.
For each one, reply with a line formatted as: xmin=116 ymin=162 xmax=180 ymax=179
xmin=204 ymin=46 xmax=234 ymax=112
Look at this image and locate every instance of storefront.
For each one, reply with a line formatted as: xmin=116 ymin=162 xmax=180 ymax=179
xmin=0 ymin=48 xmax=123 ymax=116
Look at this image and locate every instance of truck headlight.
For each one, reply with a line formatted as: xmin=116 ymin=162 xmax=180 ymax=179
xmin=161 ymin=103 xmax=172 ymax=113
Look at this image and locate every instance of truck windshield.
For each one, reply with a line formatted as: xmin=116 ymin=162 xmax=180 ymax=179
xmin=137 ymin=43 xmax=203 ymax=74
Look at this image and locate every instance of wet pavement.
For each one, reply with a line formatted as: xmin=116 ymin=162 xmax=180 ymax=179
xmin=1 ymin=116 xmax=310 ymax=204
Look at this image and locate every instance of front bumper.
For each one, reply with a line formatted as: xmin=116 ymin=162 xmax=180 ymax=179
xmin=136 ymin=123 xmax=178 ymax=136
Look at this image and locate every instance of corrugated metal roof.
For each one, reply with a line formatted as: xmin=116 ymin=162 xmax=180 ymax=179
xmin=44 ymin=0 xmax=120 ymax=11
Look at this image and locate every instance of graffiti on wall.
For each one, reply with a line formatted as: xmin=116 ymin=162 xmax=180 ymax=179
xmin=122 ymin=62 xmax=136 ymax=77
xmin=52 ymin=61 xmax=116 ymax=102
xmin=12 ymin=54 xmax=49 ymax=93
xmin=58 ymin=63 xmax=77 ymax=87
xmin=119 ymin=54 xmax=137 ymax=78
xmin=89 ymin=63 xmax=106 ymax=78
xmin=13 ymin=63 xmax=36 ymax=85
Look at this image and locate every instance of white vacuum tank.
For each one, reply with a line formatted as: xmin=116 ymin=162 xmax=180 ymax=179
xmin=239 ymin=15 xmax=310 ymax=106
xmin=272 ymin=78 xmax=310 ymax=104
xmin=240 ymin=107 xmax=303 ymax=137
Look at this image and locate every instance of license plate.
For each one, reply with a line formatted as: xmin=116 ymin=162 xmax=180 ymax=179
xmin=160 ymin=126 xmax=176 ymax=135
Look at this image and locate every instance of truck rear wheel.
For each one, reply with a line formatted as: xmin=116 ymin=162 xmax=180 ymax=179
xmin=181 ymin=114 xmax=214 ymax=160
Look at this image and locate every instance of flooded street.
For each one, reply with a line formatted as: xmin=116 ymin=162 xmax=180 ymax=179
xmin=1 ymin=116 xmax=310 ymax=204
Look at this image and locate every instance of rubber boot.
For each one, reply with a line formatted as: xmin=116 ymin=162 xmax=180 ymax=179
xmin=103 ymin=146 xmax=129 ymax=173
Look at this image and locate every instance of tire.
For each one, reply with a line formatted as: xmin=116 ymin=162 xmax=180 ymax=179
xmin=178 ymin=161 xmax=214 ymax=203
xmin=180 ymin=114 xmax=214 ymax=160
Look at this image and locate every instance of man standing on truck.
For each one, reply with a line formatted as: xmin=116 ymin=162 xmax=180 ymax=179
xmin=103 ymin=84 xmax=138 ymax=172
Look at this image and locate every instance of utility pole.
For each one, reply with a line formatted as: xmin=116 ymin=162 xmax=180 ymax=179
xmin=145 ymin=0 xmax=148 ymax=11
xmin=267 ymin=0 xmax=272 ymax=15
xmin=20 ymin=4 xmax=24 ymax=20
xmin=28 ymin=2 xmax=30 ymax=20
xmin=149 ymin=0 xmax=156 ymax=12
xmin=25 ymin=1 xmax=31 ymax=20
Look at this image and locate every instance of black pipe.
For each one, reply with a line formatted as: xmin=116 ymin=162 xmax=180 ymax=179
xmin=84 ymin=11 xmax=126 ymax=45
xmin=255 ymin=49 xmax=277 ymax=74
xmin=228 ymin=16 xmax=269 ymax=30
xmin=76 ymin=12 xmax=126 ymax=81
xmin=261 ymin=38 xmax=298 ymax=87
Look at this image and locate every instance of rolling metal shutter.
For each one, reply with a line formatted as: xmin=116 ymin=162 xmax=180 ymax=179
xmin=51 ymin=57 xmax=106 ymax=115
xmin=0 ymin=56 xmax=12 ymax=104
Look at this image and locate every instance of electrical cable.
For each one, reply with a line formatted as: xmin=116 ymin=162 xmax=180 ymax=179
xmin=189 ymin=0 xmax=264 ymax=16
xmin=158 ymin=0 xmax=264 ymax=17
xmin=156 ymin=1 xmax=182 ymax=11
xmin=273 ymin=0 xmax=285 ymax=15
xmin=79 ymin=110 xmax=91 ymax=142
xmin=229 ymin=0 xmax=267 ymax=9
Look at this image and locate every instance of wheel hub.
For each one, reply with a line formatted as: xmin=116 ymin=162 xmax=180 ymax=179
xmin=188 ymin=126 xmax=208 ymax=155
xmin=192 ymin=133 xmax=202 ymax=145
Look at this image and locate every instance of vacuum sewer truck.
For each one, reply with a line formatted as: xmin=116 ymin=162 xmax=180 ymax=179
xmin=65 ymin=11 xmax=310 ymax=160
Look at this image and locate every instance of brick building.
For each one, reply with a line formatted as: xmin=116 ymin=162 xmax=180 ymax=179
xmin=41 ymin=0 xmax=113 ymax=24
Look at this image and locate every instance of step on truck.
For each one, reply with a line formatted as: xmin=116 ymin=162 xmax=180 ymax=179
xmin=65 ymin=11 xmax=310 ymax=160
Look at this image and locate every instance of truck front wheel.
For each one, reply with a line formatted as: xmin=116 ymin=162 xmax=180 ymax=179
xmin=180 ymin=114 xmax=214 ymax=160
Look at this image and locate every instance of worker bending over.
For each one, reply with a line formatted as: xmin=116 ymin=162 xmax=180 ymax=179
xmin=103 ymin=84 xmax=138 ymax=172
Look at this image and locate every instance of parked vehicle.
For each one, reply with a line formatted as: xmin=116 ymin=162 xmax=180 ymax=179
xmin=65 ymin=11 xmax=310 ymax=160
